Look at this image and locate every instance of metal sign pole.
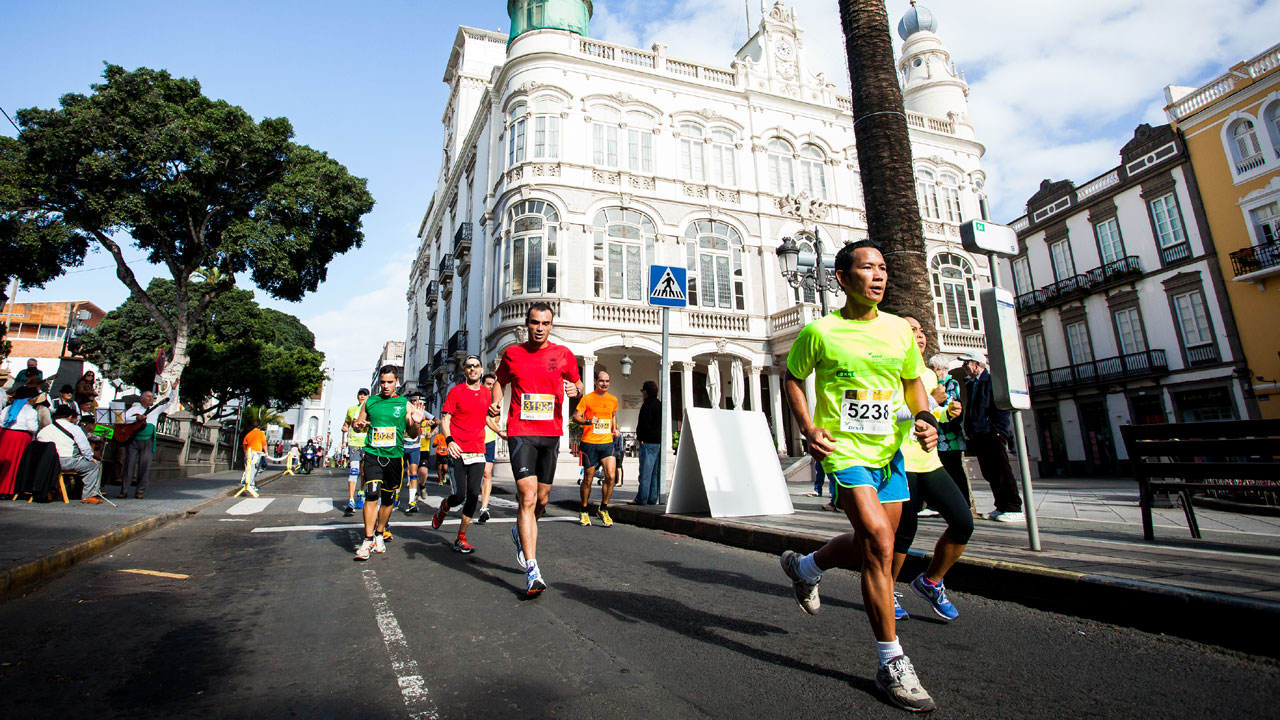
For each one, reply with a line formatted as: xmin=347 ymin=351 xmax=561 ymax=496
xmin=658 ymin=307 xmax=671 ymax=502
xmin=986 ymin=251 xmax=1041 ymax=551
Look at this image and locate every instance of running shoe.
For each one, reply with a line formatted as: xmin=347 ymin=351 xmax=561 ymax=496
xmin=432 ymin=499 xmax=451 ymax=530
xmin=911 ymin=574 xmax=958 ymax=621
xmin=894 ymin=591 xmax=910 ymax=621
xmin=874 ymin=655 xmax=936 ymax=713
xmin=779 ymin=550 xmax=820 ymax=615
xmin=917 ymin=508 xmax=941 ymax=518
xmin=344 ymin=501 xmax=355 ymax=516
xmin=578 ymin=511 xmax=591 ymax=527
xmin=383 ymin=529 xmax=394 ymax=542
xmin=354 ymin=492 xmax=365 ymax=510
xmin=994 ymin=511 xmax=1025 ymax=524
xmin=373 ymin=535 xmax=387 ymax=554
xmin=81 ymin=497 xmax=103 ymax=505
xmin=599 ymin=507 xmax=613 ymax=527
xmin=354 ymin=539 xmax=373 ymax=561
xmin=476 ymin=508 xmax=490 ymax=524
xmin=453 ymin=537 xmax=474 ymax=554
xmin=406 ymin=502 xmax=419 ymax=515
xmin=526 ymin=564 xmax=547 ymax=597
xmin=511 ymin=525 xmax=526 ymax=569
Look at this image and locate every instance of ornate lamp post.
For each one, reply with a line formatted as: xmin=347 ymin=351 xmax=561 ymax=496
xmin=775 ymin=193 xmax=839 ymax=314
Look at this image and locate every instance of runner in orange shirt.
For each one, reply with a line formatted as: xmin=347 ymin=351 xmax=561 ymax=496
xmin=573 ymin=369 xmax=621 ymax=527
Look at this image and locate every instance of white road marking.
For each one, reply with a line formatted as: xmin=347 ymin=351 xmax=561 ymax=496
xmin=227 ymin=498 xmax=274 ymax=515
xmin=350 ymin=530 xmax=438 ymax=720
xmin=251 ymin=516 xmax=579 ymax=534
xmin=487 ymin=497 xmax=518 ymax=509
xmin=298 ymin=497 xmax=336 ymax=514
xmin=218 ymin=519 xmax=248 ymax=522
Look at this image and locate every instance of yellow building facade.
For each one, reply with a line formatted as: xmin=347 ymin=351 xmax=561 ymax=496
xmin=1168 ymin=44 xmax=1280 ymax=417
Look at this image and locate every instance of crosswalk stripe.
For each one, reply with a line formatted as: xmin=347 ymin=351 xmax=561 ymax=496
xmin=298 ymin=497 xmax=336 ymax=514
xmin=227 ymin=498 xmax=274 ymax=515
xmin=488 ymin=498 xmax=518 ymax=509
xmin=250 ymin=516 xmax=580 ymax=534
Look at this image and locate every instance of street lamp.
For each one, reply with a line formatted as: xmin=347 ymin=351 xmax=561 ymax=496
xmin=619 ymin=354 xmax=633 ymax=378
xmin=776 ymin=230 xmax=839 ymax=315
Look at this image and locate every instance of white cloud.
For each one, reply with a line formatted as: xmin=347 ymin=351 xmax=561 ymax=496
xmin=598 ymin=0 xmax=1280 ymax=220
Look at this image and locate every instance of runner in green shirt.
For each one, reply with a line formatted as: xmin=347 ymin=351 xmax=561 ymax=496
xmin=778 ymin=240 xmax=940 ymax=713
xmin=349 ymin=366 xmax=427 ymax=561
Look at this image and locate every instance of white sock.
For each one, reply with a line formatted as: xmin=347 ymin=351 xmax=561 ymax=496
xmin=797 ymin=553 xmax=823 ymax=584
xmin=877 ymin=638 xmax=903 ymax=666
xmin=408 ymin=488 xmax=417 ymax=504
xmin=480 ymin=506 xmax=488 ymax=513
xmin=527 ymin=559 xmax=539 ymax=574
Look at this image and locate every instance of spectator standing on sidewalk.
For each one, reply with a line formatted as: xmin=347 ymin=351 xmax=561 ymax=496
xmin=927 ymin=355 xmax=971 ymax=508
xmin=959 ymin=352 xmax=1024 ymax=523
xmin=631 ymin=380 xmax=662 ymax=505
xmin=119 ymin=389 xmax=173 ymax=499
xmin=37 ymin=405 xmax=103 ymax=503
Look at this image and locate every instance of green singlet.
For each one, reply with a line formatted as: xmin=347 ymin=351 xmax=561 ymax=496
xmin=362 ymin=394 xmax=410 ymax=459
xmin=787 ymin=309 xmax=924 ymax=473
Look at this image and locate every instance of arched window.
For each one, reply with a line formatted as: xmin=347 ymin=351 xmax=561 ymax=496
xmin=685 ymin=220 xmax=745 ymax=310
xmin=767 ymin=140 xmax=795 ymax=195
xmin=1230 ymin=118 xmax=1264 ymax=174
xmin=590 ymin=105 xmax=621 ymax=169
xmin=709 ymin=128 xmax=737 ymax=186
xmin=1265 ymin=102 xmax=1280 ymax=159
xmin=679 ymin=124 xmax=705 ymax=182
xmin=504 ymin=200 xmax=559 ymax=298
xmin=938 ymin=172 xmax=962 ymax=222
xmin=915 ymin=168 xmax=940 ymax=220
xmin=930 ymin=253 xmax=981 ymax=332
xmin=593 ymin=208 xmax=657 ymax=302
xmin=507 ymin=98 xmax=561 ymax=167
xmin=798 ymin=145 xmax=827 ymax=200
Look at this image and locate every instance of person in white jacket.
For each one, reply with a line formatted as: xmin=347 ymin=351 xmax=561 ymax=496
xmin=37 ymin=405 xmax=104 ymax=503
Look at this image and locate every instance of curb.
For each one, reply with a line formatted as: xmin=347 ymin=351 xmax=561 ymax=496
xmin=0 ymin=470 xmax=285 ymax=600
xmin=580 ymin=501 xmax=1280 ymax=658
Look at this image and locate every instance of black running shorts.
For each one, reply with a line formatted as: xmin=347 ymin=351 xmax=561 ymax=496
xmin=362 ymin=454 xmax=405 ymax=504
xmin=508 ymin=435 xmax=559 ymax=485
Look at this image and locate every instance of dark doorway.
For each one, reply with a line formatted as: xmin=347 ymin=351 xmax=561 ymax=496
xmin=1131 ymin=393 xmax=1166 ymax=425
xmin=1034 ymin=406 xmax=1067 ymax=477
xmin=1079 ymin=401 xmax=1117 ymax=475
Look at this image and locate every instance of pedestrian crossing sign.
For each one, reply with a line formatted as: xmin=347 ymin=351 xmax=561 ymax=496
xmin=648 ymin=265 xmax=688 ymax=307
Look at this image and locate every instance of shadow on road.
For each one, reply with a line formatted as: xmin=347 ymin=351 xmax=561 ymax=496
xmin=645 ymin=559 xmax=867 ymax=613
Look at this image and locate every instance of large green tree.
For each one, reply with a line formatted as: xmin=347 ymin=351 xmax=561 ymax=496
xmin=0 ymin=64 xmax=373 ymax=390
xmin=839 ymin=1 xmax=938 ymax=357
xmin=82 ymin=278 xmax=326 ymax=417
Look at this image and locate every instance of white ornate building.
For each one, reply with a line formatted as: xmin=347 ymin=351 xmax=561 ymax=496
xmin=405 ymin=1 xmax=991 ymax=455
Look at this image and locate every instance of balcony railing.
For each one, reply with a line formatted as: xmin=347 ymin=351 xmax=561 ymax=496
xmin=1186 ymin=343 xmax=1220 ymax=367
xmin=453 ymin=223 xmax=472 ymax=259
xmin=418 ymin=362 xmax=432 ymax=390
xmin=1028 ymin=349 xmax=1168 ymax=393
xmin=1015 ymin=255 xmax=1143 ymax=315
xmin=1160 ymin=242 xmax=1191 ymax=265
xmin=425 ymin=281 xmax=438 ymax=307
xmin=438 ymin=254 xmax=454 ymax=283
xmin=447 ymin=330 xmax=468 ymax=357
xmin=430 ymin=348 xmax=448 ymax=376
xmin=1230 ymin=241 xmax=1280 ymax=278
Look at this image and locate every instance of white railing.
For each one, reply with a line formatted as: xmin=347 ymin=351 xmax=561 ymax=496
xmin=689 ymin=311 xmax=749 ymax=334
xmin=619 ymin=48 xmax=655 ymax=69
xmin=905 ymin=111 xmax=955 ymax=134
xmin=940 ymin=330 xmax=987 ymax=352
xmin=767 ymin=304 xmax=819 ymax=336
xmin=496 ymin=298 xmax=561 ymax=323
xmin=1169 ymin=42 xmax=1280 ymax=119
xmin=1010 ymin=217 xmax=1030 ymax=232
xmin=836 ymin=96 xmax=852 ymax=112
xmin=666 ymin=58 xmax=698 ymax=77
xmin=1236 ymin=153 xmax=1267 ymax=175
xmin=591 ymin=303 xmax=659 ymax=326
xmin=1075 ymin=170 xmax=1120 ymax=202
xmin=577 ymin=38 xmax=738 ymax=89
xmin=1246 ymin=44 xmax=1280 ymax=79
xmin=580 ymin=39 xmax=614 ymax=60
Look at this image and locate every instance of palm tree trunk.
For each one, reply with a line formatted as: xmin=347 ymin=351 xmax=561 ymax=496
xmin=839 ymin=0 xmax=938 ymax=358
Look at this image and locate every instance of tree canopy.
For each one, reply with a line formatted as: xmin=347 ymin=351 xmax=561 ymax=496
xmin=82 ymin=278 xmax=327 ymax=415
xmin=0 ymin=64 xmax=373 ymax=389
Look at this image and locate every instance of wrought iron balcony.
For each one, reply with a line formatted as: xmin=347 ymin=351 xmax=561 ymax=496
xmin=1186 ymin=343 xmax=1220 ymax=367
xmin=438 ymin=254 xmax=454 ymax=282
xmin=453 ymin=222 xmax=472 ymax=259
xmin=1229 ymin=241 xmax=1280 ymax=278
xmin=1015 ymin=255 xmax=1143 ymax=315
xmin=447 ymin=330 xmax=468 ymax=357
xmin=1028 ymin=349 xmax=1168 ymax=393
xmin=418 ymin=362 xmax=432 ymax=390
xmin=425 ymin=281 xmax=438 ymax=307
xmin=430 ymin=348 xmax=448 ymax=376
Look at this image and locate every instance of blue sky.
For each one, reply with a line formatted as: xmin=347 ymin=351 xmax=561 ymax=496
xmin=4 ymin=0 xmax=1277 ymax=418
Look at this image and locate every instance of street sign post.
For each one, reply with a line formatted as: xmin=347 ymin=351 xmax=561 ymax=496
xmin=961 ymin=219 xmax=1019 ymax=257
xmin=979 ymin=287 xmax=1031 ymax=412
xmin=648 ymin=265 xmax=688 ymax=504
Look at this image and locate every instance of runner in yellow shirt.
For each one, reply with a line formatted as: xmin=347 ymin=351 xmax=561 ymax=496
xmin=778 ymin=240 xmax=940 ymax=713
xmin=340 ymin=388 xmax=370 ymax=515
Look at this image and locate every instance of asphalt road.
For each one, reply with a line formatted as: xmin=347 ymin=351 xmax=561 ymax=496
xmin=1 ymin=469 xmax=1276 ymax=719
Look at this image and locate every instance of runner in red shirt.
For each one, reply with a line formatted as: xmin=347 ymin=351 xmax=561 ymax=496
xmin=490 ymin=302 xmax=583 ymax=597
xmin=433 ymin=354 xmax=492 ymax=553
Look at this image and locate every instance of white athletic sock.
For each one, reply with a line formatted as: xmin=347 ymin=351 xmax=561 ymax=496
xmin=527 ymin=559 xmax=539 ymax=574
xmin=797 ymin=553 xmax=823 ymax=584
xmin=877 ymin=638 xmax=903 ymax=666
xmin=408 ymin=488 xmax=417 ymax=504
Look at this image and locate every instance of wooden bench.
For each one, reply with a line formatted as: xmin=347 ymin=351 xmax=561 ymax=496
xmin=1120 ymin=419 xmax=1280 ymax=541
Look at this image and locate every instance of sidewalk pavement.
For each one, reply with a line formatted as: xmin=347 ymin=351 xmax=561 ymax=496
xmin=530 ymin=459 xmax=1280 ymax=657
xmin=0 ymin=467 xmax=280 ymax=598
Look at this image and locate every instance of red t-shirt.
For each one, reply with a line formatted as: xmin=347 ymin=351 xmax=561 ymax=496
xmin=495 ymin=341 xmax=580 ymax=437
xmin=441 ymin=382 xmax=491 ymax=453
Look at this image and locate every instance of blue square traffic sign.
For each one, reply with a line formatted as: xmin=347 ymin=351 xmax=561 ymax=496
xmin=648 ymin=265 xmax=688 ymax=308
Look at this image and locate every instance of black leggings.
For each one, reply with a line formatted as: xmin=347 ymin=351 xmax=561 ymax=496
xmin=894 ymin=466 xmax=974 ymax=554
xmin=447 ymin=459 xmax=484 ymax=518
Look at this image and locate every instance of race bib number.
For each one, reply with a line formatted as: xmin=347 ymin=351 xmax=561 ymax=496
xmin=521 ymin=393 xmax=554 ymax=421
xmin=591 ymin=417 xmax=612 ymax=435
xmin=370 ymin=427 xmax=397 ymax=448
xmin=840 ymin=390 xmax=894 ymax=435
xmin=461 ymin=452 xmax=486 ymax=466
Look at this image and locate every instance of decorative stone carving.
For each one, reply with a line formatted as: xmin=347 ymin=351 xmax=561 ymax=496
xmin=531 ymin=164 xmax=561 ymax=177
xmin=715 ymin=189 xmax=740 ymax=203
xmin=593 ymin=170 xmax=620 ymax=184
xmin=715 ymin=339 xmax=728 ymax=354
xmin=516 ymin=326 xmax=528 ymax=343
xmin=776 ymin=192 xmax=830 ymax=222
xmin=629 ymin=175 xmax=655 ymax=190
xmin=682 ymin=184 xmax=708 ymax=199
xmin=506 ymin=166 xmax=523 ymax=183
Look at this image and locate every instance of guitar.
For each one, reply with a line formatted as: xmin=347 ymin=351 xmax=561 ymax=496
xmin=113 ymin=397 xmax=173 ymax=443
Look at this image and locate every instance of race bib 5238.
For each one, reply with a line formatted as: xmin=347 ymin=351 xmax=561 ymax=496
xmin=520 ymin=393 xmax=554 ymax=421
xmin=840 ymin=389 xmax=894 ymax=435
